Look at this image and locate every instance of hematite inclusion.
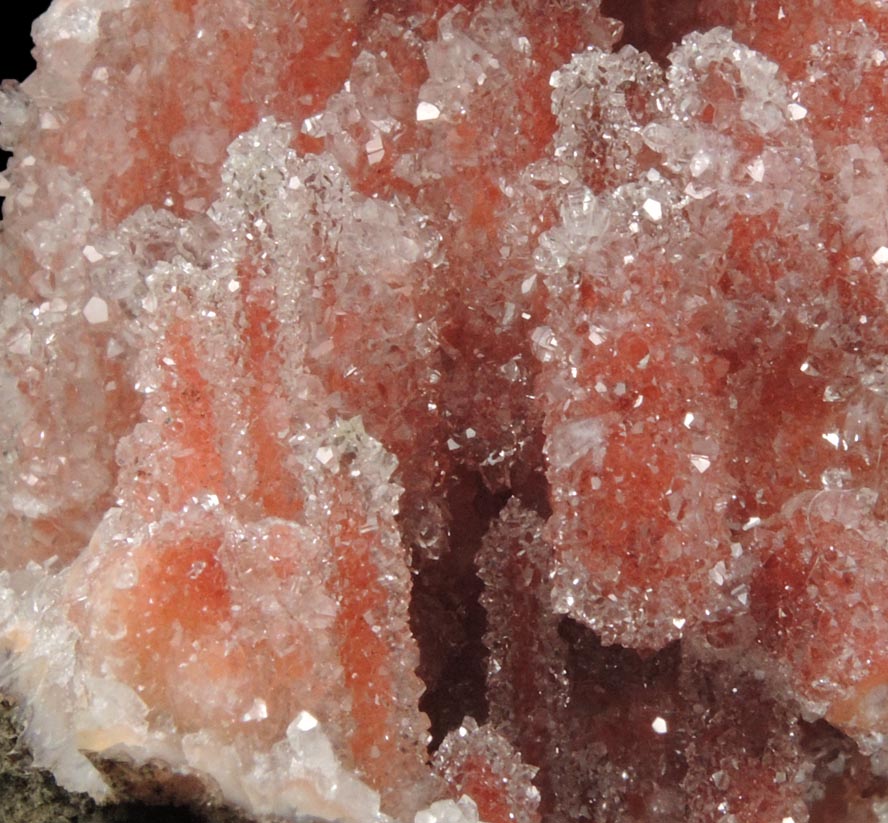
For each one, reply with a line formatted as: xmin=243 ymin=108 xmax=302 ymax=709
xmin=2 ymin=1 xmax=888 ymax=822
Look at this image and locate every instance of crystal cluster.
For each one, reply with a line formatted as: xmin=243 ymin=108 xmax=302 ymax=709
xmin=2 ymin=1 xmax=888 ymax=821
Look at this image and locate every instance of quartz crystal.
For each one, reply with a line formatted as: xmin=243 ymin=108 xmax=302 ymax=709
xmin=3 ymin=1 xmax=888 ymax=821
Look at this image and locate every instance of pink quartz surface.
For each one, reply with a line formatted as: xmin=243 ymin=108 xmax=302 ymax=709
xmin=3 ymin=2 xmax=888 ymax=822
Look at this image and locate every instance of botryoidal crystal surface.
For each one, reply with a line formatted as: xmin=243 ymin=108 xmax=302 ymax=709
xmin=3 ymin=1 xmax=888 ymax=821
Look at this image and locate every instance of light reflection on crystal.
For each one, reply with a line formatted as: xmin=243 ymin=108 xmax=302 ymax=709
xmin=1 ymin=0 xmax=888 ymax=821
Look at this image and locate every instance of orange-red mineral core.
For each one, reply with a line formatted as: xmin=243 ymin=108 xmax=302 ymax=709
xmin=2 ymin=1 xmax=888 ymax=822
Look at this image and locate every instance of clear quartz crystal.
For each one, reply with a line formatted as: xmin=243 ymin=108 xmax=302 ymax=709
xmin=3 ymin=0 xmax=888 ymax=821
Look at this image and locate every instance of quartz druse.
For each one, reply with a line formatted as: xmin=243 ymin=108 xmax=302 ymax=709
xmin=2 ymin=1 xmax=888 ymax=822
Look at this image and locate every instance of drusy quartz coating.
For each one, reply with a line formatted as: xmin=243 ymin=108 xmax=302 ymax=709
xmin=3 ymin=1 xmax=888 ymax=821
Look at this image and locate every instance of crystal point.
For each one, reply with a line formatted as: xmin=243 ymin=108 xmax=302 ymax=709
xmin=3 ymin=0 xmax=888 ymax=820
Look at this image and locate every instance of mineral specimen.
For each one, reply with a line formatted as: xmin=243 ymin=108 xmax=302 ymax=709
xmin=3 ymin=0 xmax=888 ymax=822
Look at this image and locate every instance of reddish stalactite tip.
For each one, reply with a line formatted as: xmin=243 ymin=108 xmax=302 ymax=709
xmin=2 ymin=1 xmax=888 ymax=822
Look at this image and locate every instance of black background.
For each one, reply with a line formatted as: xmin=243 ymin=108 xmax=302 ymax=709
xmin=1 ymin=0 xmax=53 ymax=177
xmin=3 ymin=2 xmax=50 ymax=81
